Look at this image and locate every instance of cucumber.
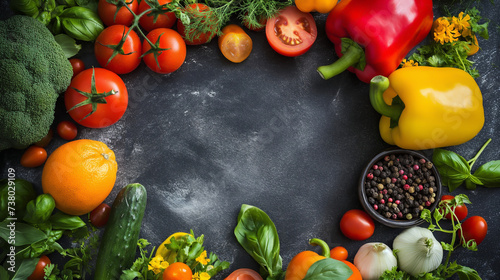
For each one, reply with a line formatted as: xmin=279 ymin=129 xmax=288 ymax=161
xmin=94 ymin=183 xmax=147 ymax=280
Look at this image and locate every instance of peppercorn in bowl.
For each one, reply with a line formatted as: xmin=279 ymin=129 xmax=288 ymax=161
xmin=358 ymin=149 xmax=442 ymax=228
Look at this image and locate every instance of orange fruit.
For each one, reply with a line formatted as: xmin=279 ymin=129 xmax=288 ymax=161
xmin=42 ymin=139 xmax=117 ymax=215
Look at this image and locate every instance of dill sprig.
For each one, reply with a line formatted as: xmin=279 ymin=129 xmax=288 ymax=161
xmin=238 ymin=0 xmax=293 ymax=30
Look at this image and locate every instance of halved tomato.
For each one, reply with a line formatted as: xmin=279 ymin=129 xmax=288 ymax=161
xmin=265 ymin=6 xmax=317 ymax=57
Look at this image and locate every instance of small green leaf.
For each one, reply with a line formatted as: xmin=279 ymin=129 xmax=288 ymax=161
xmin=303 ymin=258 xmax=353 ymax=280
xmin=432 ymin=149 xmax=471 ymax=191
xmin=49 ymin=212 xmax=86 ymax=230
xmin=11 ymin=258 xmax=39 ymax=280
xmin=0 ymin=221 xmax=47 ymax=246
xmin=473 ymin=160 xmax=500 ymax=187
xmin=54 ymin=33 xmax=81 ymax=58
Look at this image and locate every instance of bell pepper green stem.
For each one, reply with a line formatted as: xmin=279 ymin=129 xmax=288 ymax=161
xmin=370 ymin=75 xmax=405 ymax=123
xmin=317 ymin=44 xmax=364 ymax=80
xmin=309 ymin=238 xmax=331 ymax=258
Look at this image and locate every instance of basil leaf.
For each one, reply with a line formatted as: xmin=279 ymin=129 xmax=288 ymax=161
xmin=0 ymin=266 xmax=9 ymax=279
xmin=59 ymin=6 xmax=104 ymax=41
xmin=432 ymin=149 xmax=471 ymax=191
xmin=11 ymin=257 xmax=39 ymax=280
xmin=54 ymin=33 xmax=81 ymax=58
xmin=49 ymin=212 xmax=85 ymax=230
xmin=473 ymin=160 xmax=500 ymax=187
xmin=9 ymin=0 xmax=40 ymax=17
xmin=75 ymin=0 xmax=98 ymax=12
xmin=303 ymin=258 xmax=352 ymax=280
xmin=0 ymin=178 xmax=37 ymax=221
xmin=234 ymin=204 xmax=283 ymax=280
xmin=0 ymin=220 xmax=47 ymax=246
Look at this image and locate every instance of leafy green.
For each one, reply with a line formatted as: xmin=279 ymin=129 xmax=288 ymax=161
xmin=432 ymin=139 xmax=500 ymax=191
xmin=303 ymin=258 xmax=353 ymax=280
xmin=54 ymin=34 xmax=82 ymax=58
xmin=0 ymin=178 xmax=37 ymax=221
xmin=120 ymin=239 xmax=161 ymax=280
xmin=234 ymin=204 xmax=283 ymax=280
xmin=10 ymin=258 xmax=39 ymax=280
xmin=0 ymin=221 xmax=47 ymax=246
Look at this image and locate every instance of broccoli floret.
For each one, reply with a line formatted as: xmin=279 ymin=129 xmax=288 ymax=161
xmin=0 ymin=15 xmax=73 ymax=151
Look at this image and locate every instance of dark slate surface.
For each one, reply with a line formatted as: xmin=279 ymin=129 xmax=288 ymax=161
xmin=1 ymin=1 xmax=500 ymax=279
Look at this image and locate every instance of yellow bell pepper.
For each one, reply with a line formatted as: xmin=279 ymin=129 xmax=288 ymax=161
xmin=295 ymin=0 xmax=338 ymax=14
xmin=369 ymin=66 xmax=484 ymax=150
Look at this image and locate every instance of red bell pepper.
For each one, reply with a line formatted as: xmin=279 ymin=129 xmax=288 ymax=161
xmin=317 ymin=0 xmax=433 ymax=83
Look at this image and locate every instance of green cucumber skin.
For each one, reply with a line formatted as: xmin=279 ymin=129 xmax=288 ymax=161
xmin=94 ymin=183 xmax=147 ymax=280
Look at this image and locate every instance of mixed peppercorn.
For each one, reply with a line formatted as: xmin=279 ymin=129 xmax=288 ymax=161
xmin=364 ymin=153 xmax=438 ymax=220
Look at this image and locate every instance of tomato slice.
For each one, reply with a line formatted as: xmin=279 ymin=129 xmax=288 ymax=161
xmin=218 ymin=24 xmax=253 ymax=63
xmin=265 ymin=6 xmax=317 ymax=57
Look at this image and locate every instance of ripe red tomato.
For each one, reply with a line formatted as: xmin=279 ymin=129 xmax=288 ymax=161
xmin=98 ymin=0 xmax=138 ymax=26
xmin=163 ymin=262 xmax=193 ymax=280
xmin=65 ymin=68 xmax=128 ymax=128
xmin=340 ymin=209 xmax=375 ymax=241
xmin=139 ymin=0 xmax=176 ymax=32
xmin=224 ymin=268 xmax=263 ymax=280
xmin=440 ymin=195 xmax=468 ymax=221
xmin=142 ymin=28 xmax=186 ymax=74
xmin=57 ymin=121 xmax=78 ymax=140
xmin=330 ymin=246 xmax=348 ymax=261
xmin=218 ymin=24 xmax=253 ymax=63
xmin=176 ymin=3 xmax=216 ymax=45
xmin=90 ymin=203 xmax=111 ymax=227
xmin=95 ymin=25 xmax=142 ymax=74
xmin=460 ymin=216 xmax=488 ymax=246
xmin=265 ymin=6 xmax=317 ymax=57
xmin=20 ymin=146 xmax=47 ymax=168
xmin=28 ymin=255 xmax=50 ymax=280
xmin=69 ymin=58 xmax=85 ymax=78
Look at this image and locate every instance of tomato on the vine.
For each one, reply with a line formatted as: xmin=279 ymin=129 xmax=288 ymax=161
xmin=340 ymin=209 xmax=375 ymax=241
xmin=65 ymin=68 xmax=128 ymax=128
xmin=176 ymin=3 xmax=216 ymax=45
xmin=440 ymin=195 xmax=468 ymax=221
xmin=95 ymin=25 xmax=142 ymax=74
xmin=265 ymin=6 xmax=317 ymax=57
xmin=142 ymin=28 xmax=186 ymax=74
xmin=28 ymin=255 xmax=50 ymax=280
xmin=225 ymin=268 xmax=263 ymax=280
xmin=162 ymin=262 xmax=193 ymax=280
xmin=69 ymin=58 xmax=85 ymax=78
xmin=20 ymin=146 xmax=47 ymax=168
xmin=139 ymin=0 xmax=176 ymax=32
xmin=90 ymin=203 xmax=111 ymax=227
xmin=98 ymin=0 xmax=138 ymax=26
xmin=460 ymin=216 xmax=487 ymax=246
xmin=218 ymin=24 xmax=253 ymax=63
xmin=57 ymin=120 xmax=78 ymax=140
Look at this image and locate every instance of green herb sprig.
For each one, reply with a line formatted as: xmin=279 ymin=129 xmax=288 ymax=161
xmin=432 ymin=138 xmax=500 ymax=192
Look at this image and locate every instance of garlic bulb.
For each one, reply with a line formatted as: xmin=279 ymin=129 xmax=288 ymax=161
xmin=353 ymin=242 xmax=397 ymax=280
xmin=393 ymin=227 xmax=443 ymax=276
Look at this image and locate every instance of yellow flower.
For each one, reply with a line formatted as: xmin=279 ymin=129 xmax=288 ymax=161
xmin=452 ymin=12 xmax=472 ymax=37
xmin=192 ymin=272 xmax=211 ymax=280
xmin=433 ymin=17 xmax=460 ymax=44
xmin=148 ymin=256 xmax=169 ymax=275
xmin=401 ymin=59 xmax=418 ymax=68
xmin=195 ymin=251 xmax=210 ymax=266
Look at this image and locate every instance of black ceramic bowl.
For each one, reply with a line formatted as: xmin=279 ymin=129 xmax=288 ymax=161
xmin=359 ymin=149 xmax=442 ymax=228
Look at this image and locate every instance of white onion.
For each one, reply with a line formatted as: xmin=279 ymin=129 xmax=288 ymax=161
xmin=393 ymin=227 xmax=443 ymax=276
xmin=353 ymin=242 xmax=397 ymax=280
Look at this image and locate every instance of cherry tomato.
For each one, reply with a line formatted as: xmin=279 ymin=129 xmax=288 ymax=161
xmin=65 ymin=68 xmax=128 ymax=128
xmin=28 ymin=255 xmax=51 ymax=280
xmin=34 ymin=129 xmax=53 ymax=147
xmin=176 ymin=3 xmax=216 ymax=45
xmin=139 ymin=0 xmax=176 ymax=32
xmin=265 ymin=6 xmax=317 ymax=57
xmin=459 ymin=216 xmax=487 ymax=246
xmin=163 ymin=262 xmax=193 ymax=280
xmin=142 ymin=28 xmax=186 ymax=74
xmin=98 ymin=0 xmax=138 ymax=26
xmin=56 ymin=121 xmax=78 ymax=140
xmin=218 ymin=24 xmax=253 ymax=63
xmin=90 ymin=203 xmax=111 ymax=227
xmin=330 ymin=246 xmax=348 ymax=261
xmin=439 ymin=195 xmax=468 ymax=221
xmin=21 ymin=146 xmax=48 ymax=168
xmin=69 ymin=58 xmax=85 ymax=78
xmin=224 ymin=268 xmax=263 ymax=280
xmin=340 ymin=209 xmax=375 ymax=241
xmin=95 ymin=25 xmax=142 ymax=74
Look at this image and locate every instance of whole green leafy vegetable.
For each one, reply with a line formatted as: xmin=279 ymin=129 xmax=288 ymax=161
xmin=0 ymin=15 xmax=73 ymax=151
